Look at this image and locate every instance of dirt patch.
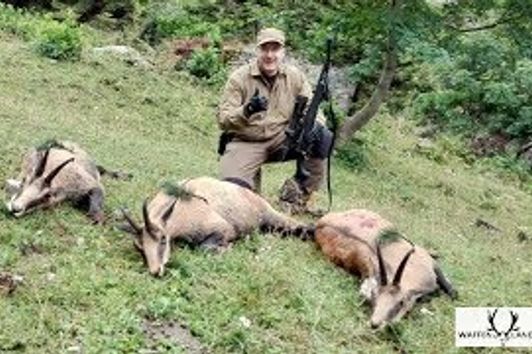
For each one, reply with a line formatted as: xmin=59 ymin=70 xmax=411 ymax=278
xmin=142 ymin=318 xmax=207 ymax=353
xmin=470 ymin=133 xmax=510 ymax=157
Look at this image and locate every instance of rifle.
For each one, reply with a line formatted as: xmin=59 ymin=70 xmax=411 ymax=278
xmin=281 ymin=37 xmax=336 ymax=208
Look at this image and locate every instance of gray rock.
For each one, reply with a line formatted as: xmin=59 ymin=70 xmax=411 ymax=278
xmin=88 ymin=45 xmax=153 ymax=68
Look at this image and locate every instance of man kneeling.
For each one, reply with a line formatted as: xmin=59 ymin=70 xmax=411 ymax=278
xmin=216 ymin=27 xmax=332 ymax=215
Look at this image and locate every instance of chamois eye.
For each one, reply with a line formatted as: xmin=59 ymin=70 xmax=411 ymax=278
xmin=161 ymin=235 xmax=167 ymax=245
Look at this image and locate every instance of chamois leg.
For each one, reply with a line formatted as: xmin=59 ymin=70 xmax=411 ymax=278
xmin=87 ymin=187 xmax=105 ymax=224
xmin=96 ymin=165 xmax=133 ymax=180
xmin=200 ymin=231 xmax=228 ymax=252
xmin=434 ymin=265 xmax=458 ymax=300
xmin=260 ymin=209 xmax=314 ymax=240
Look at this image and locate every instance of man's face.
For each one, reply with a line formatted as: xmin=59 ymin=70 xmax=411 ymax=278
xmin=257 ymin=42 xmax=285 ymax=77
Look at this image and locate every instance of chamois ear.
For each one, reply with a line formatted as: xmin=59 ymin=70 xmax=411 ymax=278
xmin=161 ymin=199 xmax=177 ymax=226
xmin=392 ymin=247 xmax=415 ymax=286
xmin=43 ymin=158 xmax=75 ymax=186
xmin=120 ymin=208 xmax=142 ymax=235
xmin=376 ymin=242 xmax=388 ymax=286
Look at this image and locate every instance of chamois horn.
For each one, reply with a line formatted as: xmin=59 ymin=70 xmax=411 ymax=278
xmin=392 ymin=247 xmax=416 ymax=286
xmin=142 ymin=199 xmax=157 ymax=239
xmin=121 ymin=208 xmax=143 ymax=235
xmin=376 ymin=242 xmax=388 ymax=286
xmin=43 ymin=158 xmax=75 ymax=186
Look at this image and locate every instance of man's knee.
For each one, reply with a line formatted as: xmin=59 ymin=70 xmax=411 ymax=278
xmin=309 ymin=125 xmax=333 ymax=159
xmin=220 ymin=143 xmax=263 ymax=192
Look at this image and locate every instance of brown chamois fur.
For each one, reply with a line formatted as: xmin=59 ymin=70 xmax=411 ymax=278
xmin=5 ymin=140 xmax=127 ymax=223
xmin=120 ymin=176 xmax=313 ymax=276
xmin=315 ymin=209 xmax=457 ymax=329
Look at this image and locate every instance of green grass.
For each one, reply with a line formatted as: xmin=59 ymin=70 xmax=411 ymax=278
xmin=0 ymin=32 xmax=531 ymax=353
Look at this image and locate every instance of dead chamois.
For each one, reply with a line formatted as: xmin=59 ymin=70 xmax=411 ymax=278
xmin=5 ymin=140 xmax=130 ymax=223
xmin=315 ymin=209 xmax=457 ymax=329
xmin=119 ymin=177 xmax=313 ymax=276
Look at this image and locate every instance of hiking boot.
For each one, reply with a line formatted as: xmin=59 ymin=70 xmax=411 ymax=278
xmin=278 ymin=178 xmax=325 ymax=217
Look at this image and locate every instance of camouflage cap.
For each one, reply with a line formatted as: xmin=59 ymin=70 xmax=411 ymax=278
xmin=256 ymin=27 xmax=285 ymax=47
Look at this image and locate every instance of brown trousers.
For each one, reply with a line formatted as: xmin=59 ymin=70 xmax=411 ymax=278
xmin=220 ymin=131 xmax=325 ymax=194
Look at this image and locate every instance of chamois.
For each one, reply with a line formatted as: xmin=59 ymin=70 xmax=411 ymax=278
xmin=5 ymin=140 xmax=127 ymax=223
xmin=315 ymin=209 xmax=457 ymax=329
xmin=120 ymin=177 xmax=312 ymax=276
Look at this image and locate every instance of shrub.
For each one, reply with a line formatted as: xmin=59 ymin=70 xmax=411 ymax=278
xmin=335 ymin=137 xmax=368 ymax=171
xmin=185 ymin=47 xmax=223 ymax=80
xmin=410 ymin=33 xmax=531 ymax=142
xmin=0 ymin=3 xmax=35 ymax=37
xmin=140 ymin=2 xmax=222 ymax=45
xmin=0 ymin=4 xmax=83 ymax=60
xmin=36 ymin=18 xmax=82 ymax=60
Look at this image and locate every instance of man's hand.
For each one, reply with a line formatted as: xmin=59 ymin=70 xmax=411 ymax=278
xmin=244 ymin=88 xmax=268 ymax=118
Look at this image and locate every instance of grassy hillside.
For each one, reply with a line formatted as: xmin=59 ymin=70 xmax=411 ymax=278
xmin=0 ymin=32 xmax=531 ymax=353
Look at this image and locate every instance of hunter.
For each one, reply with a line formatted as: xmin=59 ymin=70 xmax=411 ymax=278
xmin=217 ymin=27 xmax=333 ymax=214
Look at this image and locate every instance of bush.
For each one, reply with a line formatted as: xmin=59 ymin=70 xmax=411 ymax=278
xmin=36 ymin=18 xmax=82 ymax=59
xmin=0 ymin=3 xmax=35 ymax=37
xmin=184 ymin=46 xmax=222 ymax=80
xmin=0 ymin=4 xmax=83 ymax=60
xmin=140 ymin=1 xmax=222 ymax=45
xmin=335 ymin=137 xmax=368 ymax=171
xmin=410 ymin=34 xmax=531 ymax=142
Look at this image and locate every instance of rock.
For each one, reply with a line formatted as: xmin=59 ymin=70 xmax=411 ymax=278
xmin=89 ymin=45 xmax=153 ymax=68
xmin=416 ymin=124 xmax=439 ymax=138
xmin=239 ymin=316 xmax=251 ymax=328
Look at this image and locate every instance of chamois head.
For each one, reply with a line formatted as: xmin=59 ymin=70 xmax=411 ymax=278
xmin=6 ymin=148 xmax=74 ymax=217
xmin=369 ymin=243 xmax=418 ymax=329
xmin=121 ymin=199 xmax=176 ymax=277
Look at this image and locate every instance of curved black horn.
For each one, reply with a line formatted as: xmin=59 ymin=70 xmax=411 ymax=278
xmin=392 ymin=247 xmax=416 ymax=286
xmin=35 ymin=149 xmax=51 ymax=178
xmin=43 ymin=158 xmax=74 ymax=186
xmin=161 ymin=199 xmax=177 ymax=225
xmin=142 ymin=199 xmax=156 ymax=236
xmin=120 ymin=208 xmax=142 ymax=235
xmin=376 ymin=242 xmax=388 ymax=286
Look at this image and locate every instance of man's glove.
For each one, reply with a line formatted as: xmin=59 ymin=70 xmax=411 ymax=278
xmin=244 ymin=88 xmax=268 ymax=118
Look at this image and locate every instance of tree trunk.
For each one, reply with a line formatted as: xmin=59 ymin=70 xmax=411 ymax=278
xmin=336 ymin=0 xmax=399 ymax=146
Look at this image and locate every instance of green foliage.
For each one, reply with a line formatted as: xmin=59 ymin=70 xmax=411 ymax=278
xmin=414 ymin=134 xmax=474 ymax=165
xmin=0 ymin=3 xmax=39 ymax=37
xmin=184 ymin=46 xmax=223 ymax=80
xmin=335 ymin=136 xmax=368 ymax=171
xmin=140 ymin=1 xmax=222 ymax=45
xmin=36 ymin=17 xmax=82 ymax=59
xmin=410 ymin=33 xmax=531 ymax=142
xmin=0 ymin=4 xmax=83 ymax=60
